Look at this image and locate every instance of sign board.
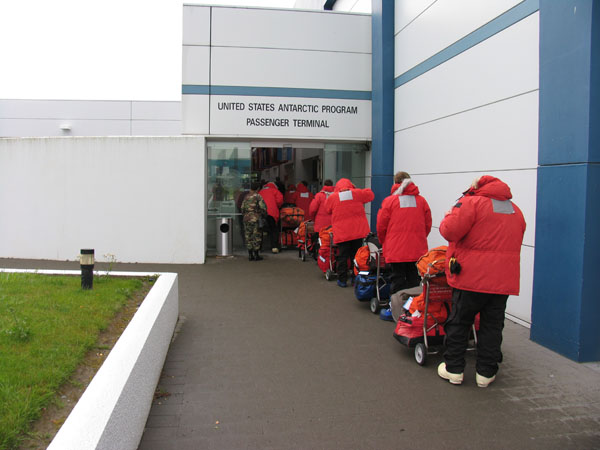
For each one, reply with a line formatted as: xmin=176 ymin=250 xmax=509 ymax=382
xmin=210 ymin=96 xmax=371 ymax=139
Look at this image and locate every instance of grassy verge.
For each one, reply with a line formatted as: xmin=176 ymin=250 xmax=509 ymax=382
xmin=0 ymin=272 xmax=151 ymax=450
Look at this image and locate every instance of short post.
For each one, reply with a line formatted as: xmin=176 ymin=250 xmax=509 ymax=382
xmin=80 ymin=249 xmax=95 ymax=290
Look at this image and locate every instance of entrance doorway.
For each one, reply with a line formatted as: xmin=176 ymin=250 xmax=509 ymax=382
xmin=206 ymin=141 xmax=369 ymax=255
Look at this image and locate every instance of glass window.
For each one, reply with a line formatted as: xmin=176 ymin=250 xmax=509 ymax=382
xmin=207 ymin=142 xmax=251 ymax=252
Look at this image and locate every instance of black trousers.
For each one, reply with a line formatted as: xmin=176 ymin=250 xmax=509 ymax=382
xmin=444 ymin=288 xmax=508 ymax=377
xmin=336 ymin=238 xmax=363 ymax=283
xmin=265 ymin=216 xmax=279 ymax=250
xmin=389 ymin=262 xmax=420 ymax=294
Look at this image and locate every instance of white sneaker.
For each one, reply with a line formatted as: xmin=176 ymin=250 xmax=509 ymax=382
xmin=476 ymin=372 xmax=496 ymax=388
xmin=272 ymin=248 xmax=279 ymax=254
xmin=437 ymin=362 xmax=463 ymax=385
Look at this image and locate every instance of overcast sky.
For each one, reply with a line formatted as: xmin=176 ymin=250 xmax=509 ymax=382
xmin=0 ymin=0 xmax=296 ymax=101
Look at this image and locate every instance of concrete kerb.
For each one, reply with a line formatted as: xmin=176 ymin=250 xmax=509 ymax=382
xmin=1 ymin=269 xmax=179 ymax=450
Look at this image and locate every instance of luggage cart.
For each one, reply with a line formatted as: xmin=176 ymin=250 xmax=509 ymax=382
xmin=279 ymin=207 xmax=304 ymax=250
xmin=297 ymin=220 xmax=314 ymax=261
xmin=394 ymin=272 xmax=478 ymax=366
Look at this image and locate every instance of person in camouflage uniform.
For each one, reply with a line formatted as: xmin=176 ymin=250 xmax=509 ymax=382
xmin=241 ymin=181 xmax=267 ymax=261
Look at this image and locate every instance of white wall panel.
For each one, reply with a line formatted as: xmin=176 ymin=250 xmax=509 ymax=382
xmin=0 ymin=99 xmax=130 ymax=120
xmin=132 ymin=101 xmax=181 ymax=121
xmin=412 ymin=170 xmax=536 ymax=248
xmin=131 ymin=121 xmax=181 ymax=136
xmin=183 ymin=46 xmax=211 ymax=85
xmin=212 ymin=7 xmax=371 ymax=53
xmin=394 ymin=91 xmax=538 ymax=173
xmin=395 ymin=0 xmax=522 ymax=76
xmin=182 ymin=5 xmax=211 ymax=46
xmin=0 ymin=137 xmax=206 ymax=263
xmin=0 ymin=119 xmax=131 ymax=137
xmin=211 ymin=47 xmax=371 ymax=91
xmin=395 ymin=0 xmax=436 ymax=34
xmin=506 ymin=244 xmax=534 ymax=324
xmin=395 ymin=13 xmax=539 ymax=130
xmin=182 ymin=95 xmax=209 ymax=135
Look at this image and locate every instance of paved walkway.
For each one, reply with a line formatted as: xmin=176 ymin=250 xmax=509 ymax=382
xmin=2 ymin=253 xmax=600 ymax=449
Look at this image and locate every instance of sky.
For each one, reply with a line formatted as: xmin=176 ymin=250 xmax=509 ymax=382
xmin=0 ymin=0 xmax=296 ymax=101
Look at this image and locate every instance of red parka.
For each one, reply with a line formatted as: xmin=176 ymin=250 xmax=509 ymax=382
xmin=325 ymin=178 xmax=374 ymax=244
xmin=309 ymin=185 xmax=335 ymax=232
xmin=283 ymin=185 xmax=296 ymax=205
xmin=439 ymin=176 xmax=526 ymax=295
xmin=259 ymin=182 xmax=283 ymax=222
xmin=376 ymin=180 xmax=432 ymax=263
xmin=294 ymin=183 xmax=314 ymax=218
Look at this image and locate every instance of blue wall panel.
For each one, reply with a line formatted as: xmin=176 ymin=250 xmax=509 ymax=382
xmin=531 ymin=164 xmax=586 ymax=359
xmin=538 ymin=0 xmax=595 ymax=165
xmin=532 ymin=0 xmax=600 ymax=361
xmin=371 ymin=0 xmax=395 ymax=230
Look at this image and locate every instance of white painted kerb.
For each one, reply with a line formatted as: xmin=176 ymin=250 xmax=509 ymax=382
xmin=0 ymin=269 xmax=179 ymax=450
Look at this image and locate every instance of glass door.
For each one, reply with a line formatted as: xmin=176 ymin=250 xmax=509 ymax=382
xmin=206 ymin=142 xmax=251 ymax=253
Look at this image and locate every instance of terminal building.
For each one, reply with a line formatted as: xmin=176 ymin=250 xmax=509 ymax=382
xmin=0 ymin=0 xmax=598 ymax=362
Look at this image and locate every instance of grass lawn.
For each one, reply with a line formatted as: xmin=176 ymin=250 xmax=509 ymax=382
xmin=0 ymin=272 xmax=152 ymax=450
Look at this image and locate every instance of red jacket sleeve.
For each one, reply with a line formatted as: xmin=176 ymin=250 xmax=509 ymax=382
xmin=376 ymin=200 xmax=391 ymax=244
xmin=309 ymin=194 xmax=321 ymax=219
xmin=423 ymin=198 xmax=432 ymax=236
xmin=275 ymin=190 xmax=283 ymax=209
xmin=440 ymin=198 xmax=476 ymax=243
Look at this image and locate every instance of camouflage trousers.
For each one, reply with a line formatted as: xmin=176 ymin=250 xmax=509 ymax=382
xmin=244 ymin=221 xmax=263 ymax=251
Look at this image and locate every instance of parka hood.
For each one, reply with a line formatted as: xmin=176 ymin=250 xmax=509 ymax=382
xmin=390 ymin=179 xmax=419 ymax=196
xmin=334 ymin=178 xmax=355 ymax=192
xmin=465 ymin=175 xmax=512 ymax=200
xmin=296 ymin=182 xmax=309 ymax=193
xmin=321 ymin=185 xmax=335 ymax=193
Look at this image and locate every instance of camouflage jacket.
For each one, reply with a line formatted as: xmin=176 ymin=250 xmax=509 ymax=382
xmin=241 ymin=192 xmax=267 ymax=223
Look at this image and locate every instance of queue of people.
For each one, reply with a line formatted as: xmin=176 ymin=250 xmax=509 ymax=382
xmin=242 ymin=171 xmax=525 ymax=389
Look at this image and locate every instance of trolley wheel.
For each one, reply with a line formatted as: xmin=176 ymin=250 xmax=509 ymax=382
xmin=370 ymin=297 xmax=380 ymax=314
xmin=414 ymin=343 xmax=427 ymax=366
xmin=325 ymin=269 xmax=333 ymax=281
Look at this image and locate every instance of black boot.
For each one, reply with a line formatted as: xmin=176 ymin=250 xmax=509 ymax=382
xmin=248 ymin=250 xmax=255 ymax=261
xmin=254 ymin=250 xmax=263 ymax=261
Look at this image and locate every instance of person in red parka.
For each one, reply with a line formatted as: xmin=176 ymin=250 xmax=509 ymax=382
xmin=309 ymin=179 xmax=335 ymax=256
xmin=376 ymin=172 xmax=432 ymax=294
xmin=325 ymin=178 xmax=374 ymax=287
xmin=294 ymin=181 xmax=314 ymax=218
xmin=309 ymin=179 xmax=335 ymax=233
xmin=283 ymin=184 xmax=297 ymax=205
xmin=437 ymin=175 xmax=526 ymax=388
xmin=259 ymin=181 xmax=284 ymax=253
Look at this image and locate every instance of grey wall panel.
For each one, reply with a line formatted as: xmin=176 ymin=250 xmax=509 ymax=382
xmin=131 ymin=121 xmax=181 ymax=136
xmin=0 ymin=99 xmax=130 ymax=120
xmin=132 ymin=102 xmax=181 ymax=121
xmin=211 ymin=47 xmax=371 ymax=91
xmin=183 ymin=5 xmax=211 ymax=46
xmin=212 ymin=7 xmax=371 ymax=54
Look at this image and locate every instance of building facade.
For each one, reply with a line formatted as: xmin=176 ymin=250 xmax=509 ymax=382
xmin=0 ymin=0 xmax=597 ymax=362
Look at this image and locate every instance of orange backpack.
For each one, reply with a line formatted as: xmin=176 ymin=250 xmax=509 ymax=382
xmin=318 ymin=225 xmax=333 ymax=249
xmin=353 ymin=245 xmax=371 ymax=274
xmin=280 ymin=206 xmax=304 ymax=228
xmin=416 ymin=246 xmax=448 ymax=277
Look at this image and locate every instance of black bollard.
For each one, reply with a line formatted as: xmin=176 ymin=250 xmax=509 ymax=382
xmin=80 ymin=249 xmax=94 ymax=290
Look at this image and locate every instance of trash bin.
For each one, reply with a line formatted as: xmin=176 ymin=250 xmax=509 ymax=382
xmin=216 ymin=217 xmax=233 ymax=257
